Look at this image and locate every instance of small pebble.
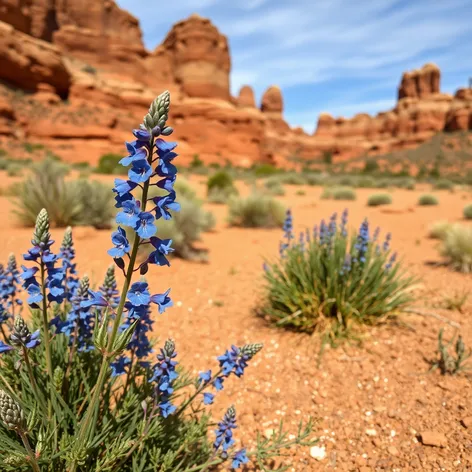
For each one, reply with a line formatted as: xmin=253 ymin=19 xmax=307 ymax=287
xmin=309 ymin=445 xmax=326 ymax=461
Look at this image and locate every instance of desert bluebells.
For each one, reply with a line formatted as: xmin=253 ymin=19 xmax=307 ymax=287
xmin=280 ymin=209 xmax=293 ymax=257
xmin=214 ymin=405 xmax=237 ymax=454
xmin=149 ymin=339 xmax=178 ymax=417
xmin=0 ymin=255 xmax=23 ymax=316
xmin=58 ymin=227 xmax=79 ymax=301
xmin=354 ymin=219 xmax=370 ymax=264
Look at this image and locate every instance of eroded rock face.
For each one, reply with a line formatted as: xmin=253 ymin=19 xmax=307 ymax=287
xmin=160 ymin=13 xmax=231 ymax=100
xmin=398 ymin=63 xmax=440 ymax=99
xmin=261 ymin=85 xmax=283 ymax=113
xmin=0 ymin=20 xmax=71 ymax=96
xmin=237 ymin=85 xmax=256 ymax=108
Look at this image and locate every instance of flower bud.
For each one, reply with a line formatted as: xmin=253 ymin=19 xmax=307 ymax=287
xmin=0 ymin=389 xmax=25 ymax=431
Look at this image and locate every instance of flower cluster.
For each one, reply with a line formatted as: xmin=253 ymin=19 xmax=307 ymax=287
xmin=280 ymin=209 xmax=293 ymax=257
xmin=59 ymin=227 xmax=79 ymax=301
xmin=99 ymin=265 xmax=120 ymax=308
xmin=214 ymin=406 xmax=249 ymax=468
xmin=21 ymin=209 xmax=65 ymax=307
xmin=0 ymin=254 xmax=23 ymax=318
xmin=198 ymin=343 xmax=263 ymax=405
xmin=353 ymin=218 xmax=370 ymax=265
xmin=0 ymin=316 xmax=40 ymax=354
xmin=149 ymin=339 xmax=178 ymax=417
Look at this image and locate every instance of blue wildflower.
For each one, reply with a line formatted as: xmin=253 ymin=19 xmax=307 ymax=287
xmin=134 ymin=211 xmax=156 ymax=239
xmin=217 ymin=344 xmax=263 ymax=378
xmin=127 ymin=281 xmax=151 ymax=307
xmin=383 ymin=232 xmax=392 ymax=252
xmin=340 ymin=209 xmax=348 ymax=238
xmin=128 ymin=159 xmax=152 ymax=184
xmin=199 ymin=370 xmax=212 ymax=385
xmin=232 ymin=449 xmax=249 ymax=470
xmin=214 ymin=406 xmax=237 ymax=452
xmin=152 ymin=193 xmax=180 ymax=220
xmin=0 ymin=340 xmax=14 ymax=353
xmin=120 ymin=301 xmax=154 ymax=361
xmin=111 ymin=356 xmax=131 ymax=377
xmin=203 ymin=392 xmax=215 ymax=405
xmin=120 ymin=142 xmax=147 ymax=167
xmin=385 ymin=252 xmax=397 ymax=271
xmin=108 ymin=227 xmax=131 ymax=259
xmin=58 ymin=228 xmax=79 ymax=301
xmin=148 ymin=237 xmax=173 ymax=266
xmin=150 ymin=339 xmax=178 ymax=418
xmin=354 ymin=219 xmax=370 ymax=264
xmin=10 ymin=316 xmax=41 ymax=350
xmin=150 ymin=288 xmax=173 ymax=314
xmin=116 ymin=199 xmax=141 ymax=228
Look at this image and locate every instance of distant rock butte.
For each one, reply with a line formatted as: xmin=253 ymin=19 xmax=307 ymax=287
xmin=0 ymin=2 xmax=471 ymax=167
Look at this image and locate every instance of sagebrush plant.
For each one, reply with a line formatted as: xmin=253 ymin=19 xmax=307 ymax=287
xmin=429 ymin=329 xmax=471 ymax=375
xmin=207 ymin=170 xmax=238 ymax=196
xmin=320 ymin=187 xmax=356 ymax=201
xmin=439 ymin=224 xmax=472 ymax=273
xmin=418 ymin=194 xmax=439 ymax=206
xmin=367 ymin=193 xmax=392 ymax=206
xmin=0 ymin=92 xmax=314 ymax=471
xmin=260 ymin=209 xmax=417 ymax=342
xmin=228 ymin=192 xmax=286 ymax=228
xmin=464 ymin=204 xmax=472 ymax=220
xmin=12 ymin=159 xmax=114 ymax=229
xmin=428 ymin=220 xmax=452 ymax=240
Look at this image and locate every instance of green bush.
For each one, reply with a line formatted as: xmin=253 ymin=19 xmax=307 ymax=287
xmin=428 ymin=220 xmax=453 ymax=240
xmin=228 ymin=193 xmax=286 ymax=228
xmin=362 ymin=158 xmax=380 ymax=174
xmin=263 ymin=179 xmax=285 ymax=196
xmin=252 ymin=164 xmax=280 ymax=178
xmin=140 ymin=196 xmax=215 ymax=261
xmin=296 ymin=190 xmax=306 ymax=196
xmin=321 ymin=187 xmax=356 ymax=201
xmin=73 ymin=179 xmax=115 ymax=229
xmin=12 ymin=159 xmax=114 ymax=228
xmin=260 ymin=211 xmax=416 ymax=340
xmin=367 ymin=193 xmax=392 ymax=206
xmin=207 ymin=170 xmax=237 ymax=195
xmin=439 ymin=224 xmax=472 ymax=273
xmin=6 ymin=163 xmax=23 ymax=177
xmin=463 ymin=204 xmax=472 ymax=220
xmin=207 ymin=186 xmax=237 ymax=204
xmin=304 ymin=173 xmax=324 ymax=186
xmin=96 ymin=153 xmax=127 ymax=175
xmin=418 ymin=194 xmax=439 ymax=206
xmin=278 ymin=173 xmax=306 ymax=186
xmin=433 ymin=179 xmax=454 ymax=191
xmin=189 ymin=154 xmax=204 ymax=169
xmin=356 ymin=176 xmax=376 ymax=188
xmin=23 ymin=142 xmax=44 ymax=153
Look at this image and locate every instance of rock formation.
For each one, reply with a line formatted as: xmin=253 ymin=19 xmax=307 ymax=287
xmin=0 ymin=2 xmax=471 ymax=168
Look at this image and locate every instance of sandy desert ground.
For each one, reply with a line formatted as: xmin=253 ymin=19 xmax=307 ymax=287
xmin=0 ymin=172 xmax=471 ymax=471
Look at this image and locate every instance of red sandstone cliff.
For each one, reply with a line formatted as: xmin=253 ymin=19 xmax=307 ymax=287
xmin=0 ymin=1 xmax=471 ymax=167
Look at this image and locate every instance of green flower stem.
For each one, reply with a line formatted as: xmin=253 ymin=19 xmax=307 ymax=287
xmin=70 ymin=139 xmax=154 ymax=472
xmin=21 ymin=346 xmax=46 ymax=414
xmin=175 ymin=368 xmax=223 ymax=418
xmin=18 ymin=430 xmax=41 ymax=472
xmin=39 ymin=263 xmax=54 ymax=385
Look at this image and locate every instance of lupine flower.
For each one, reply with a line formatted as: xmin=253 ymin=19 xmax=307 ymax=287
xmin=0 ymin=389 xmax=25 ymax=431
xmin=0 ymin=255 xmax=23 ymax=315
xmin=203 ymin=392 xmax=215 ymax=405
xmin=58 ymin=227 xmax=79 ymax=301
xmin=149 ymin=339 xmax=178 ymax=418
xmin=110 ymin=355 xmax=131 ymax=377
xmin=22 ymin=209 xmax=65 ymax=307
xmin=199 ymin=370 xmax=212 ymax=384
xmin=9 ymin=316 xmax=40 ymax=350
xmin=52 ymin=276 xmax=95 ymax=351
xmin=135 ymin=212 xmax=156 ymax=239
xmin=382 ymin=232 xmax=392 ymax=252
xmin=129 ymin=159 xmax=152 ymax=184
xmin=127 ymin=281 xmax=151 ymax=307
xmin=385 ymin=252 xmax=397 ymax=271
xmin=232 ymin=449 xmax=249 ymax=469
xmin=152 ymin=193 xmax=180 ymax=220
xmin=116 ymin=199 xmax=141 ymax=228
xmin=218 ymin=343 xmax=263 ymax=378
xmin=354 ymin=219 xmax=370 ymax=264
xmin=340 ymin=209 xmax=348 ymax=238
xmin=99 ymin=265 xmax=120 ymax=308
xmin=119 ymin=142 xmax=147 ymax=166
xmin=108 ymin=227 xmax=130 ymax=258
xmin=147 ymin=237 xmax=174 ymax=266
xmin=150 ymin=289 xmax=173 ymax=314
xmin=0 ymin=340 xmax=13 ymax=353
xmin=340 ymin=254 xmax=352 ymax=276
xmin=214 ymin=405 xmax=237 ymax=452
xmin=372 ymin=227 xmax=380 ymax=242
xmin=319 ymin=219 xmax=329 ymax=246
xmin=280 ymin=209 xmax=294 ymax=257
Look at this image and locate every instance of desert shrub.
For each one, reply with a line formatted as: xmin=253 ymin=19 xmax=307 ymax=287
xmin=260 ymin=210 xmax=416 ymax=341
xmin=338 ymin=176 xmax=354 ymax=186
xmin=207 ymin=186 xmax=237 ymax=204
xmin=362 ymin=158 xmax=380 ymax=174
xmin=439 ymin=224 xmax=472 ymax=273
xmin=207 ymin=170 xmax=237 ymax=196
xmin=463 ymin=204 xmax=472 ymax=220
xmin=82 ymin=64 xmax=97 ymax=74
xmin=228 ymin=192 xmax=286 ymax=228
xmin=278 ymin=173 xmax=306 ymax=185
xmin=0 ymin=92 xmax=313 ymax=472
xmin=263 ymin=178 xmax=285 ymax=196
xmin=252 ymin=163 xmax=279 ymax=178
xmin=96 ymin=153 xmax=127 ymax=175
xmin=367 ymin=193 xmax=392 ymax=206
xmin=73 ymin=179 xmax=115 ymax=229
xmin=428 ymin=220 xmax=452 ymax=240
xmin=418 ymin=194 xmax=439 ymax=206
xmin=23 ymin=142 xmax=44 ymax=153
xmin=12 ymin=159 xmax=114 ymax=228
xmin=296 ymin=190 xmax=306 ymax=196
xmin=321 ymin=187 xmax=356 ymax=201
xmin=433 ymin=179 xmax=454 ymax=191
xmin=356 ymin=176 xmax=376 ymax=188
xmin=397 ymin=177 xmax=415 ymax=190
xmin=6 ymin=163 xmax=23 ymax=177
xmin=189 ymin=154 xmax=204 ymax=169
xmin=304 ymin=173 xmax=324 ymax=186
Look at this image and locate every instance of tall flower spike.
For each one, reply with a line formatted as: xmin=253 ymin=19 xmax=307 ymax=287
xmin=32 ymin=209 xmax=51 ymax=246
xmin=10 ymin=316 xmax=41 ymax=350
xmin=214 ymin=405 xmax=237 ymax=452
xmin=143 ymin=90 xmax=172 ymax=134
xmin=100 ymin=265 xmax=120 ymax=307
xmin=0 ymin=389 xmax=25 ymax=431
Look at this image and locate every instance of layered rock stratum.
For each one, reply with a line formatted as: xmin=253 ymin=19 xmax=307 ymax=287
xmin=0 ymin=1 xmax=471 ymax=166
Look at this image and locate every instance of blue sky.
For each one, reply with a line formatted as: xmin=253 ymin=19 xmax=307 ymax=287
xmin=116 ymin=0 xmax=472 ymax=133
